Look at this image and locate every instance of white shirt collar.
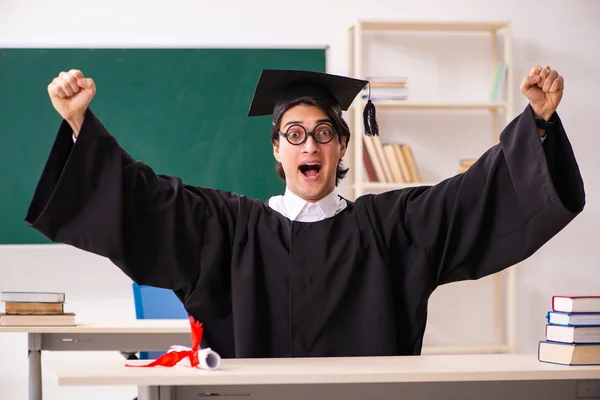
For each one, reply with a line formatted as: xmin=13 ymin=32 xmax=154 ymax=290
xmin=268 ymin=188 xmax=347 ymax=222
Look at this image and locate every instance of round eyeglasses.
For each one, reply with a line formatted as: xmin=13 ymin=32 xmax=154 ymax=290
xmin=279 ymin=123 xmax=336 ymax=146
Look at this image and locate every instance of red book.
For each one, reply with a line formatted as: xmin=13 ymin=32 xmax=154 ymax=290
xmin=362 ymin=144 xmax=379 ymax=182
xmin=552 ymin=296 xmax=600 ymax=313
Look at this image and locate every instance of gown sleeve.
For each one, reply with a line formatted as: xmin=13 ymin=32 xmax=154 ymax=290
xmin=372 ymin=104 xmax=585 ymax=288
xmin=25 ymin=108 xmax=240 ymax=292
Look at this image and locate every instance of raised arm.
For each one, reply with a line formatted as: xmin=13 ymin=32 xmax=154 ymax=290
xmin=25 ymin=70 xmax=240 ymax=292
xmin=371 ymin=65 xmax=585 ymax=290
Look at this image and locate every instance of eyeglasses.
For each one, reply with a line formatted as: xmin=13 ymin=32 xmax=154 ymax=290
xmin=278 ymin=122 xmax=336 ymax=146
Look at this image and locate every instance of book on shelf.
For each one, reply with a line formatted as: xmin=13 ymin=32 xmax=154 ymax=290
xmin=364 ymin=135 xmax=391 ymax=182
xmin=538 ymin=295 xmax=600 ymax=366
xmin=370 ymin=82 xmax=407 ymax=88
xmin=361 ymin=76 xmax=408 ymax=101
xmin=0 ymin=291 xmax=75 ymax=326
xmin=364 ymin=76 xmax=407 ymax=87
xmin=490 ymin=62 xmax=507 ymax=101
xmin=361 ymin=90 xmax=408 ymax=101
xmin=362 ymin=142 xmax=379 ymax=182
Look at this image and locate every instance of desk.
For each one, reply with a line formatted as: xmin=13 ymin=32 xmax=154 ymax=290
xmin=0 ymin=320 xmax=190 ymax=400
xmin=47 ymin=354 xmax=600 ymax=400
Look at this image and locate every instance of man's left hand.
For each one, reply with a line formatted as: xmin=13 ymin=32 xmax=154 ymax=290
xmin=520 ymin=64 xmax=564 ymax=121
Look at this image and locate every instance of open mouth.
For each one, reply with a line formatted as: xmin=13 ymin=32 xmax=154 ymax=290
xmin=299 ymin=163 xmax=321 ymax=180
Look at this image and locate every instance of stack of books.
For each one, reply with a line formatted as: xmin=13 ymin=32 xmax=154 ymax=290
xmin=363 ymin=139 xmax=420 ymax=184
xmin=0 ymin=291 xmax=75 ymax=326
xmin=538 ymin=295 xmax=600 ymax=365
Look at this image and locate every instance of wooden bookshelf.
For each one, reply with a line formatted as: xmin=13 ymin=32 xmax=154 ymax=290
xmin=347 ymin=19 xmax=516 ymax=356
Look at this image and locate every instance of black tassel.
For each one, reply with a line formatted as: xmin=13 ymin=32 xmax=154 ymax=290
xmin=362 ymin=82 xmax=378 ymax=136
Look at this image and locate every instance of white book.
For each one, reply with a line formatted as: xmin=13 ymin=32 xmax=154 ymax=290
xmin=546 ymin=324 xmax=600 ymax=343
xmin=552 ymin=296 xmax=600 ymax=313
xmin=1 ymin=291 xmax=65 ymax=303
xmin=547 ymin=311 xmax=600 ymax=326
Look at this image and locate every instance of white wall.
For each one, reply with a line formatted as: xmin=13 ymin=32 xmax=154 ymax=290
xmin=1 ymin=0 xmax=599 ymax=399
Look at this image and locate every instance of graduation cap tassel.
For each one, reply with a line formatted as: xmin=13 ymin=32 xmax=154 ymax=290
xmin=363 ymin=82 xmax=379 ymax=136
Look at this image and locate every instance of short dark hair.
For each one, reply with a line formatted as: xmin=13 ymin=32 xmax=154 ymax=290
xmin=270 ymin=96 xmax=351 ymax=186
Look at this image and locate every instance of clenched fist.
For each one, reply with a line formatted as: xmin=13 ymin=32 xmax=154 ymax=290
xmin=47 ymin=69 xmax=96 ymax=136
xmin=520 ymin=65 xmax=564 ymax=122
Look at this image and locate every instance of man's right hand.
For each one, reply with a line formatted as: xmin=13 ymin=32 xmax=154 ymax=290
xmin=48 ymin=69 xmax=96 ymax=136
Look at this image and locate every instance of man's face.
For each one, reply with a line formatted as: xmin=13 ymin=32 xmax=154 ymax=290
xmin=273 ymin=104 xmax=346 ymax=202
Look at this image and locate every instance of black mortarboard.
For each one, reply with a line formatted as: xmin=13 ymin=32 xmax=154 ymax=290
xmin=247 ymin=69 xmax=379 ymax=136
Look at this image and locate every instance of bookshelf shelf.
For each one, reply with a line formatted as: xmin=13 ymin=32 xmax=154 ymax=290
xmin=354 ymin=100 xmax=508 ymax=111
xmin=357 ymin=20 xmax=509 ymax=32
xmin=347 ymin=19 xmax=515 ymax=356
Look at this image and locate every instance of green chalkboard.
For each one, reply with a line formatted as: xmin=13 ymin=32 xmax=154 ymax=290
xmin=0 ymin=48 xmax=326 ymax=244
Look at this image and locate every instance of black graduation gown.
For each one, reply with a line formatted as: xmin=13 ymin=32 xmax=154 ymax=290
xmin=25 ymin=104 xmax=585 ymax=359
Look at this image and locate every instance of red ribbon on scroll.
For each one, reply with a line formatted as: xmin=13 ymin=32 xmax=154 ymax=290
xmin=126 ymin=316 xmax=203 ymax=368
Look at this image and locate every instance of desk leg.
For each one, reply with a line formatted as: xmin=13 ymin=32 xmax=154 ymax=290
xmin=28 ymin=333 xmax=43 ymax=400
xmin=138 ymin=386 xmax=173 ymax=400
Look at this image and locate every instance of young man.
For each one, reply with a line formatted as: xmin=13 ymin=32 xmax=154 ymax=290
xmin=26 ymin=66 xmax=584 ymax=359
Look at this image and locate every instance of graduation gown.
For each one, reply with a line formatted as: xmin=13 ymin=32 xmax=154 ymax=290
xmin=25 ymin=104 xmax=585 ymax=359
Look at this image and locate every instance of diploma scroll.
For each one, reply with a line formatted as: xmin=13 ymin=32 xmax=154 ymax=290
xmin=126 ymin=316 xmax=221 ymax=370
xmin=168 ymin=345 xmax=222 ymax=370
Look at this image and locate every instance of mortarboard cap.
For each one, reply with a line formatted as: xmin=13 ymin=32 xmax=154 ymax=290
xmin=247 ymin=69 xmax=379 ymax=136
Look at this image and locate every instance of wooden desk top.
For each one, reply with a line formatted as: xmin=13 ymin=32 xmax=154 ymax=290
xmin=48 ymin=354 xmax=600 ymax=387
xmin=0 ymin=319 xmax=190 ymax=333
